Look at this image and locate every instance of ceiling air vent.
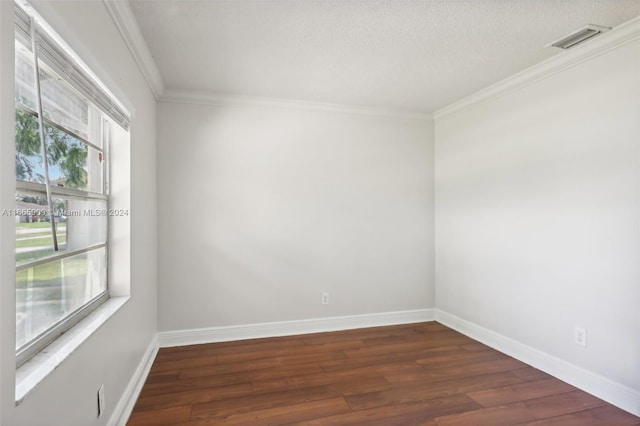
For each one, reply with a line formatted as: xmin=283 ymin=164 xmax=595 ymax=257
xmin=548 ymin=24 xmax=611 ymax=49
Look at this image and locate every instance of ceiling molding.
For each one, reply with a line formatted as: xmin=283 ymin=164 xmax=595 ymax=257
xmin=434 ymin=15 xmax=640 ymax=121
xmin=103 ymin=0 xmax=164 ymax=100
xmin=160 ymin=89 xmax=433 ymax=121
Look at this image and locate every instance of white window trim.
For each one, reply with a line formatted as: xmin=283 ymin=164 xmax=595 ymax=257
xmin=12 ymin=0 xmax=133 ymax=403
xmin=15 ymin=296 xmax=129 ymax=404
xmin=15 ymin=23 xmax=112 ymax=365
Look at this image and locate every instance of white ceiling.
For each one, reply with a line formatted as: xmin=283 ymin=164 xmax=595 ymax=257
xmin=128 ymin=0 xmax=640 ymax=113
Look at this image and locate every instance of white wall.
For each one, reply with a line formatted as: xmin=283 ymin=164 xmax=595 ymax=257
xmin=0 ymin=2 xmax=15 ymax=423
xmin=0 ymin=1 xmax=157 ymax=425
xmin=435 ymin=38 xmax=640 ymax=395
xmin=157 ymin=101 xmax=434 ymax=331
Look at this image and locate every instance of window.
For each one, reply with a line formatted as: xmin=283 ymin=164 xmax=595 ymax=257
xmin=13 ymin=1 xmax=130 ymax=366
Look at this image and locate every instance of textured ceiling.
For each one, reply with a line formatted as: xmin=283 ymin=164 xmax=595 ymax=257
xmin=129 ymin=0 xmax=640 ymax=113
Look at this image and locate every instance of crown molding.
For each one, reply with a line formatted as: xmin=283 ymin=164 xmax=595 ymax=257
xmin=160 ymin=89 xmax=433 ymax=121
xmin=103 ymin=0 xmax=164 ymax=100
xmin=434 ymin=15 xmax=640 ymax=121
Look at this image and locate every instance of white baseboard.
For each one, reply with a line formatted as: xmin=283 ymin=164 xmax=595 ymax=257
xmin=435 ymin=309 xmax=640 ymax=417
xmin=158 ymin=309 xmax=435 ymax=348
xmin=109 ymin=335 xmax=159 ymax=426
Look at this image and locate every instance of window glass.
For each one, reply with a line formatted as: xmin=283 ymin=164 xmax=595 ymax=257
xmin=15 ymin=193 xmax=56 ymax=265
xmin=15 ymin=109 xmax=44 ymax=184
xmin=16 ymin=247 xmax=107 ymax=350
xmin=52 ymin=197 xmax=108 ymax=251
xmin=13 ymin=5 xmax=115 ymax=364
xmin=38 ymin=63 xmax=92 ymax=143
xmin=45 ymin=124 xmax=104 ymax=193
xmin=15 ymin=41 xmax=36 ymax=110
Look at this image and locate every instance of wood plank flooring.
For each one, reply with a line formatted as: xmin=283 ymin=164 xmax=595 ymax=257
xmin=128 ymin=322 xmax=640 ymax=425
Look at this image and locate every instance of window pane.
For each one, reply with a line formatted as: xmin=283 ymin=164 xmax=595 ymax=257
xmin=53 ymin=197 xmax=107 ymax=252
xmin=16 ymin=247 xmax=107 ymax=350
xmin=16 ymin=194 xmax=107 ymax=266
xmin=15 ymin=194 xmax=58 ymax=265
xmin=14 ymin=4 xmax=115 ymax=366
xmin=38 ymin=63 xmax=91 ymax=142
xmin=15 ymin=41 xmax=36 ymax=110
xmin=15 ymin=109 xmax=45 ymax=184
xmin=46 ymin=124 xmax=104 ymax=193
xmin=15 ymin=40 xmax=103 ymax=148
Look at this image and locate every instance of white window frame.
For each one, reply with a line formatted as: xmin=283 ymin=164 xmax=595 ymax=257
xmin=14 ymin=0 xmax=130 ymax=367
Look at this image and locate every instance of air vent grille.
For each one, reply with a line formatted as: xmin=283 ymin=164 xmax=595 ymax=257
xmin=549 ymin=24 xmax=611 ymax=49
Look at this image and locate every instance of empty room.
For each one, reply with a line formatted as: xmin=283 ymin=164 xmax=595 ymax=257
xmin=1 ymin=0 xmax=639 ymax=424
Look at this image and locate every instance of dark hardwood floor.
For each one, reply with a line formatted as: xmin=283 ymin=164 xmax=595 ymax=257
xmin=128 ymin=322 xmax=640 ymax=425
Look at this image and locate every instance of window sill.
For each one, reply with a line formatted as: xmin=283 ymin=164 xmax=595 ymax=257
xmin=15 ymin=296 xmax=129 ymax=405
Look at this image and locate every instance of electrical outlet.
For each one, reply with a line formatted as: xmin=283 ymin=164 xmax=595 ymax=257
xmin=574 ymin=327 xmax=587 ymax=348
xmin=321 ymin=292 xmax=329 ymax=305
xmin=97 ymin=385 xmax=105 ymax=417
